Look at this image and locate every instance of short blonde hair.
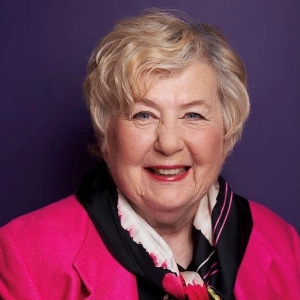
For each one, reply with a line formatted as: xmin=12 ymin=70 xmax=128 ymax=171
xmin=84 ymin=8 xmax=250 ymax=157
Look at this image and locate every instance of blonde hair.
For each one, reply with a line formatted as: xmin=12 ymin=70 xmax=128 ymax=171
xmin=84 ymin=8 xmax=250 ymax=157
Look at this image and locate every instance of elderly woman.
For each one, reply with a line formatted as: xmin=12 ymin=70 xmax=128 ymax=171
xmin=0 ymin=8 xmax=299 ymax=300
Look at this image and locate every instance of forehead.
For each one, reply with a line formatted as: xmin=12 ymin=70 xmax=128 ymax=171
xmin=138 ymin=61 xmax=218 ymax=106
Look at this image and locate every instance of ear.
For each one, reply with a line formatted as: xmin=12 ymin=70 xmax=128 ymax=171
xmin=100 ymin=139 xmax=108 ymax=162
xmin=222 ymin=138 xmax=233 ymax=159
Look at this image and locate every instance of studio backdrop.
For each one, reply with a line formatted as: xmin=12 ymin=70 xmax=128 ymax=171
xmin=1 ymin=0 xmax=299 ymax=232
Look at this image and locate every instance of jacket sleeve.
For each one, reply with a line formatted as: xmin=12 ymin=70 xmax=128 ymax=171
xmin=267 ymin=223 xmax=300 ymax=297
xmin=235 ymin=201 xmax=300 ymax=299
xmin=0 ymin=197 xmax=90 ymax=300
xmin=0 ymin=228 xmax=43 ymax=299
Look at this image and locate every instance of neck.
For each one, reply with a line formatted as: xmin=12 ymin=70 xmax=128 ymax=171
xmin=129 ymin=197 xmax=206 ymax=268
xmin=143 ymin=206 xmax=197 ymax=268
xmin=158 ymin=221 xmax=194 ymax=268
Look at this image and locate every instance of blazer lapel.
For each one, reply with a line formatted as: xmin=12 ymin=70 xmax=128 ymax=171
xmin=73 ymin=221 xmax=139 ymax=299
xmin=234 ymin=227 xmax=275 ymax=299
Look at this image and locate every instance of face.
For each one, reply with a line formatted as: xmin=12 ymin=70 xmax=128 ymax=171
xmin=103 ymin=61 xmax=227 ymax=227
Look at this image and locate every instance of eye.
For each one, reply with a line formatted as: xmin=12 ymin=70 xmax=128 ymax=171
xmin=183 ymin=112 xmax=205 ymax=120
xmin=132 ymin=111 xmax=154 ymax=120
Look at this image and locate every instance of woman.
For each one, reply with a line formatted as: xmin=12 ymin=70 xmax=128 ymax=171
xmin=0 ymin=8 xmax=299 ymax=300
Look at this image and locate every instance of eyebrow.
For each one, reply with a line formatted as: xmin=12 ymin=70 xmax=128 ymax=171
xmin=180 ymin=100 xmax=210 ymax=110
xmin=137 ymin=98 xmax=210 ymax=109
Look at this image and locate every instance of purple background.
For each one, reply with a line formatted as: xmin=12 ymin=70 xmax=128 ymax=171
xmin=1 ymin=0 xmax=299 ymax=233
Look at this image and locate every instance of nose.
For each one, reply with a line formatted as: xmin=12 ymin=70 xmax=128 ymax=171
xmin=154 ymin=120 xmax=184 ymax=156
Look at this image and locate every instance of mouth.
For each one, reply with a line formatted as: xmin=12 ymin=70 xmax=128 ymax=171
xmin=145 ymin=166 xmax=190 ymax=181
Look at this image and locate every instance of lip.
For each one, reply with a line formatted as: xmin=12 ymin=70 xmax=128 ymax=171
xmin=145 ymin=165 xmax=190 ymax=182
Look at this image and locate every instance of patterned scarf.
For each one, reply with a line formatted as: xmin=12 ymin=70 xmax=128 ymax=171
xmin=76 ymin=162 xmax=253 ymax=300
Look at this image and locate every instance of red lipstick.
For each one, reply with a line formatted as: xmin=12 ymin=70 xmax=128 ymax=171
xmin=145 ymin=165 xmax=190 ymax=182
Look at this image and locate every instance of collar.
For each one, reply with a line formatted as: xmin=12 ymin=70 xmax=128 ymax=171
xmin=75 ymin=162 xmax=253 ymax=300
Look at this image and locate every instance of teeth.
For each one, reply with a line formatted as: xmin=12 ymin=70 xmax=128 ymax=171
xmin=153 ymin=168 xmax=185 ymax=176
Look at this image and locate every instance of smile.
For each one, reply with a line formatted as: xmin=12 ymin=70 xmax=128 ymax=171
xmin=150 ymin=167 xmax=187 ymax=176
xmin=145 ymin=166 xmax=190 ymax=181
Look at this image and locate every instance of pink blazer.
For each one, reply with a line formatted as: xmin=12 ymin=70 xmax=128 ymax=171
xmin=0 ymin=195 xmax=299 ymax=299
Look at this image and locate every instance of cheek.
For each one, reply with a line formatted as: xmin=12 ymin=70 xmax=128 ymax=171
xmin=104 ymin=126 xmax=126 ymax=164
xmin=190 ymin=126 xmax=225 ymax=163
xmin=104 ymin=120 xmax=153 ymax=165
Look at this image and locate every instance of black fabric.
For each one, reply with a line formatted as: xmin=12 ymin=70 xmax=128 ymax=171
xmin=76 ymin=162 xmax=253 ymax=300
xmin=76 ymin=163 xmax=163 ymax=300
xmin=209 ymin=176 xmax=253 ymax=299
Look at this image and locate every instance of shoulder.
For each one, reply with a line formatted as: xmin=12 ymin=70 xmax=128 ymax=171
xmin=1 ymin=195 xmax=89 ymax=237
xmin=249 ymin=201 xmax=300 ymax=277
xmin=0 ymin=195 xmax=91 ymax=265
xmin=235 ymin=200 xmax=300 ymax=298
xmin=249 ymin=200 xmax=299 ymax=248
xmin=0 ymin=194 xmax=137 ymax=299
xmin=0 ymin=195 xmax=100 ymax=299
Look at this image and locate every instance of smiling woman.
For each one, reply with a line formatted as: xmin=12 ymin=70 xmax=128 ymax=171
xmin=0 ymin=8 xmax=299 ymax=300
xmin=104 ymin=62 xmax=225 ymax=240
